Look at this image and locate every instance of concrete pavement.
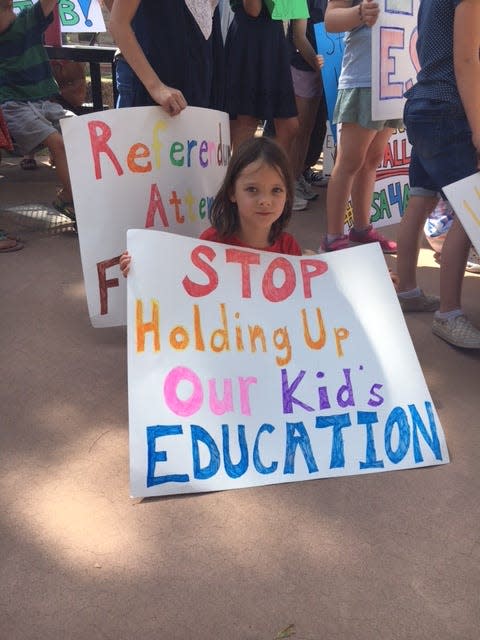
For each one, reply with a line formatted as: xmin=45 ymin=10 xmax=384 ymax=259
xmin=1 ymin=152 xmax=479 ymax=640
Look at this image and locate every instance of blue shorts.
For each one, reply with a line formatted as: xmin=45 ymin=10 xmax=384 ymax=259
xmin=404 ymin=98 xmax=478 ymax=197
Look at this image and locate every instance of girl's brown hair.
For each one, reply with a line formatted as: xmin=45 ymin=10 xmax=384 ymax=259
xmin=208 ymin=136 xmax=294 ymax=244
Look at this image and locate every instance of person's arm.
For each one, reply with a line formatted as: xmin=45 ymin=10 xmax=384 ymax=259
xmin=102 ymin=0 xmax=114 ymax=11
xmin=325 ymin=0 xmax=379 ymax=33
xmin=39 ymin=0 xmax=58 ymax=17
xmin=453 ymin=0 xmax=480 ymax=162
xmin=292 ymin=19 xmax=322 ymax=72
xmin=109 ymin=0 xmax=187 ymax=115
xmin=243 ymin=1 xmax=263 ymax=18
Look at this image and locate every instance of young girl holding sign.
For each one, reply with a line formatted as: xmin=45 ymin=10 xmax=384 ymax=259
xmin=120 ymin=136 xmax=302 ymax=276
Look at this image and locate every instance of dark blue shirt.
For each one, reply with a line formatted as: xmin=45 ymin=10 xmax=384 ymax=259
xmin=405 ymin=0 xmax=463 ymax=105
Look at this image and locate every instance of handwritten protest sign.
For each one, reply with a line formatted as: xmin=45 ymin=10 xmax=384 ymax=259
xmin=371 ymin=0 xmax=420 ymax=120
xmin=14 ymin=0 xmax=106 ymax=32
xmin=443 ymin=173 xmax=480 ymax=255
xmin=127 ymin=230 xmax=448 ymax=497
xmin=61 ymin=106 xmax=230 ymax=328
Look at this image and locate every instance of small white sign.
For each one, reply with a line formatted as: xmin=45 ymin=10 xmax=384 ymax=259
xmin=443 ymin=172 xmax=480 ymax=255
xmin=14 ymin=0 xmax=106 ymax=33
xmin=371 ymin=0 xmax=420 ymax=120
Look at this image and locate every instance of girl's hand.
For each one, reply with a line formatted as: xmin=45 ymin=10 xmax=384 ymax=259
xmin=360 ymin=0 xmax=380 ymax=28
xmin=149 ymin=83 xmax=187 ymax=116
xmin=119 ymin=250 xmax=131 ymax=277
xmin=316 ymin=54 xmax=324 ymax=70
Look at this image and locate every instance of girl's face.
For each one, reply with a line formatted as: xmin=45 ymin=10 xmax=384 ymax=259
xmin=229 ymin=160 xmax=287 ymax=237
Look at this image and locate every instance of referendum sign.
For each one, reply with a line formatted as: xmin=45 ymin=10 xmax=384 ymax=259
xmin=443 ymin=172 xmax=480 ymax=255
xmin=61 ymin=106 xmax=230 ymax=327
xmin=127 ymin=230 xmax=449 ymax=497
xmin=14 ymin=0 xmax=106 ymax=32
xmin=371 ymin=0 xmax=420 ymax=120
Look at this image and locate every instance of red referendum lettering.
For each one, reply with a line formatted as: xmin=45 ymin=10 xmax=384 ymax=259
xmin=145 ymin=184 xmax=169 ymax=228
xmin=97 ymin=255 xmax=120 ymax=315
xmin=88 ymin=120 xmax=124 ymax=180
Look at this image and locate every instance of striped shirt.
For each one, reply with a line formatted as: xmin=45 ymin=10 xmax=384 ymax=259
xmin=0 ymin=3 xmax=58 ymax=103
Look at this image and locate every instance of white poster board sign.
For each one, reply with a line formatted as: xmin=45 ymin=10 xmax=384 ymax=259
xmin=371 ymin=0 xmax=420 ymax=120
xmin=127 ymin=230 xmax=448 ymax=498
xmin=443 ymin=172 xmax=480 ymax=255
xmin=14 ymin=0 xmax=106 ymax=32
xmin=61 ymin=106 xmax=230 ymax=328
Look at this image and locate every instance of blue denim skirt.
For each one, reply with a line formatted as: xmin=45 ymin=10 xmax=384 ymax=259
xmin=404 ymin=98 xmax=478 ymax=193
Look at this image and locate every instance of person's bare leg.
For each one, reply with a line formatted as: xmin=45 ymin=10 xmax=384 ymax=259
xmin=273 ymin=116 xmax=299 ymax=156
xmin=230 ymin=115 xmax=259 ymax=151
xmin=44 ymin=131 xmax=72 ymax=201
xmin=438 ymin=217 xmax=470 ymax=311
xmin=396 ymin=195 xmax=438 ymax=292
xmin=287 ymin=96 xmax=318 ymax=176
xmin=350 ymin=127 xmax=394 ymax=228
xmin=325 ymin=123 xmax=376 ymax=235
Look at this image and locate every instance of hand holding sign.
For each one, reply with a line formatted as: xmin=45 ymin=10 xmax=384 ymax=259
xmin=360 ymin=0 xmax=380 ymax=28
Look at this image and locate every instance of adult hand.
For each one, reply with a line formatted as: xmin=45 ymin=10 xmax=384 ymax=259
xmin=360 ymin=0 xmax=380 ymax=28
xmin=150 ymin=84 xmax=188 ymax=116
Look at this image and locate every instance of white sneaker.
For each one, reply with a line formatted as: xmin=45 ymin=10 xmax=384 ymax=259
xmin=466 ymin=261 xmax=480 ymax=274
xmin=432 ymin=314 xmax=480 ymax=349
xmin=292 ymin=193 xmax=308 ymax=211
xmin=466 ymin=248 xmax=480 ymax=273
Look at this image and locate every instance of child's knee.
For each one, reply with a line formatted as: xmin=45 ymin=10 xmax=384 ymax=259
xmin=45 ymin=131 xmax=65 ymax=155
